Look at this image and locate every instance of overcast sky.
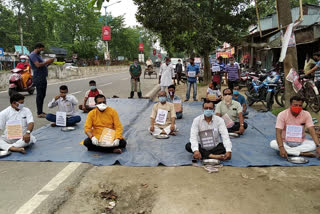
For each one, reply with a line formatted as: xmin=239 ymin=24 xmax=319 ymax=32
xmin=101 ymin=0 xmax=139 ymax=27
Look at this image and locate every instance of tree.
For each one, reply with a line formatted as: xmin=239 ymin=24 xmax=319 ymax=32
xmin=0 ymin=4 xmax=19 ymax=52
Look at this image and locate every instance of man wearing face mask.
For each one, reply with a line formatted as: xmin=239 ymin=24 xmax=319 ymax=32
xmin=270 ymin=96 xmax=320 ymax=158
xmin=79 ymin=80 xmax=103 ymax=113
xmin=0 ymin=93 xmax=36 ymax=154
xmin=46 ymin=85 xmax=81 ymax=126
xmin=159 ymin=57 xmax=175 ymax=92
xmin=167 ymin=85 xmax=183 ymax=119
xmin=150 ymin=91 xmax=177 ymax=136
xmin=185 ymin=58 xmax=200 ymax=102
xmin=232 ymin=84 xmax=248 ymax=117
xmin=83 ymin=94 xmax=127 ymax=153
xmin=129 ymin=58 xmax=142 ymax=98
xmin=225 ymin=56 xmax=240 ymax=91
xmin=29 ymin=43 xmax=55 ymax=118
xmin=185 ymin=100 xmax=232 ymax=160
xmin=216 ymin=88 xmax=247 ymax=135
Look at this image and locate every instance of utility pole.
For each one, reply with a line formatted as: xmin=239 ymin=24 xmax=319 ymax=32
xmin=276 ymin=0 xmax=298 ymax=107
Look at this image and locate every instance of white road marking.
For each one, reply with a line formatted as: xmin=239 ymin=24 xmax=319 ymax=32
xmin=70 ymin=91 xmax=82 ymax=95
xmin=100 ymin=82 xmax=112 ymax=87
xmin=121 ymin=77 xmax=129 ymax=81
xmin=0 ymin=90 xmax=7 ymax=94
xmin=15 ymin=162 xmax=82 ymax=214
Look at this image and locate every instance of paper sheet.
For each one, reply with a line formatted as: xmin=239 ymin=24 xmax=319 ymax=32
xmin=6 ymin=120 xmax=23 ymax=140
xmin=155 ymin=109 xmax=168 ymax=125
xmin=56 ymin=111 xmax=67 ymax=127
xmin=286 ymin=125 xmax=303 ymax=143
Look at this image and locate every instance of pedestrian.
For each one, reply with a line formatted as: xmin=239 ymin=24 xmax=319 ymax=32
xmin=29 ymin=43 xmax=54 ymax=118
xmin=224 ymin=56 xmax=240 ymax=91
xmin=176 ymin=59 xmax=183 ymax=85
xmin=305 ymin=51 xmax=320 ymax=90
xmin=129 ymin=58 xmax=142 ymax=99
xmin=185 ymin=57 xmax=200 ymax=102
xmin=159 ymin=57 xmax=175 ymax=92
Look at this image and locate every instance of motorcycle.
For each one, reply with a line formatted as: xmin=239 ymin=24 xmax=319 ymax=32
xmin=245 ymin=71 xmax=281 ymax=111
xmin=8 ymin=67 xmax=35 ymax=97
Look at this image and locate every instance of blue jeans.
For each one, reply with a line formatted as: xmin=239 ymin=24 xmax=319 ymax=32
xmin=46 ymin=114 xmax=81 ymax=126
xmin=186 ymin=81 xmax=197 ymax=100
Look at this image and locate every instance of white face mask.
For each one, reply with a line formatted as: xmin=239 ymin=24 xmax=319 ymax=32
xmin=96 ymin=103 xmax=107 ymax=111
xmin=224 ymin=95 xmax=232 ymax=105
xmin=16 ymin=103 xmax=24 ymax=110
xmin=40 ymin=51 xmax=44 ymax=55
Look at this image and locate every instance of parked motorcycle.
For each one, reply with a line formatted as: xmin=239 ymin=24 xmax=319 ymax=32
xmin=8 ymin=67 xmax=35 ymax=97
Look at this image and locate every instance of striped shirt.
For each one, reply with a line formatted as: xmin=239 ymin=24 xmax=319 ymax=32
xmin=225 ymin=63 xmax=240 ymax=81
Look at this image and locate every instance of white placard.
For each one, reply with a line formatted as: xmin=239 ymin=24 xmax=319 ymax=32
xmin=155 ymin=109 xmax=168 ymax=125
xmin=286 ymin=125 xmax=303 ymax=142
xmin=222 ymin=114 xmax=235 ymax=128
xmin=56 ymin=111 xmax=67 ymax=127
xmin=6 ymin=120 xmax=23 ymax=140
xmin=173 ymin=99 xmax=181 ymax=103
xmin=88 ymin=97 xmax=96 ymax=107
xmin=188 ymin=71 xmax=196 ymax=78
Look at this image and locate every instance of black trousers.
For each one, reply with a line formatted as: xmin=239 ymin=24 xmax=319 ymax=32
xmin=228 ymin=122 xmax=248 ymax=133
xmin=185 ymin=142 xmax=226 ymax=159
xmin=34 ymin=81 xmax=47 ymax=115
xmin=176 ymin=72 xmax=182 ymax=83
xmin=228 ymin=80 xmax=239 ymax=91
xmin=84 ymin=138 xmax=127 ymax=152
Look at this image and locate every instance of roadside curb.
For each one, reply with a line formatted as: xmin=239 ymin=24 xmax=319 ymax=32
xmin=144 ymin=84 xmax=160 ymax=100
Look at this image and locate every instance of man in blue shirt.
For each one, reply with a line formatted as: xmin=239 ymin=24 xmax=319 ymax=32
xmin=185 ymin=58 xmax=200 ymax=102
xmin=29 ymin=43 xmax=54 ymax=118
xmin=306 ymin=51 xmax=320 ymax=90
xmin=232 ymin=84 xmax=248 ymax=116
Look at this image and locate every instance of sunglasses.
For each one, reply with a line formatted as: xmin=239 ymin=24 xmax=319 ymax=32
xmin=203 ymin=107 xmax=214 ymax=110
xmin=224 ymin=93 xmax=232 ymax=96
xmin=97 ymin=101 xmax=106 ymax=104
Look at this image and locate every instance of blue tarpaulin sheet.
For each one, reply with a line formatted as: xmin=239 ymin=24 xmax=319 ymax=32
xmin=1 ymin=99 xmax=319 ymax=167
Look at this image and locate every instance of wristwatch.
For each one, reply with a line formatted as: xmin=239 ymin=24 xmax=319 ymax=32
xmin=316 ymin=144 xmax=320 ymax=148
xmin=26 ymin=130 xmax=31 ymax=134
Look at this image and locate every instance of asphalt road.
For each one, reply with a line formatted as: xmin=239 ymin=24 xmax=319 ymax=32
xmin=0 ymin=68 xmax=158 ymax=214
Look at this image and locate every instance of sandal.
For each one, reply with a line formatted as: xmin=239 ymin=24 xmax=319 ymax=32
xmin=37 ymin=113 xmax=46 ymax=118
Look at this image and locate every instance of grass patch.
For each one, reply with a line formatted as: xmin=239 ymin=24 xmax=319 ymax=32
xmin=271 ymin=107 xmax=286 ymax=116
xmin=197 ymin=82 xmax=208 ymax=87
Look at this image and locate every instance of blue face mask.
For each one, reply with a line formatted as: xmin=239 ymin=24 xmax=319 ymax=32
xmin=204 ymin=109 xmax=214 ymax=117
xmin=90 ymin=86 xmax=96 ymax=90
xmin=167 ymin=62 xmax=171 ymax=65
xmin=233 ymin=90 xmax=239 ymax=95
xmin=21 ymin=59 xmax=26 ymax=63
xmin=159 ymin=96 xmax=167 ymax=103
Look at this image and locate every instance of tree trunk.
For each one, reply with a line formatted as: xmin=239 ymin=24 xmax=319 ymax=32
xmin=203 ymin=53 xmax=211 ymax=84
xmin=276 ymin=0 xmax=298 ymax=108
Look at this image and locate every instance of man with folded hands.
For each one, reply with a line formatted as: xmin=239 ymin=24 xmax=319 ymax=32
xmin=83 ymin=94 xmax=126 ymax=153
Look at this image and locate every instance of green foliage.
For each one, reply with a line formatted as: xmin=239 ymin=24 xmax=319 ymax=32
xmin=271 ymin=107 xmax=286 ymax=116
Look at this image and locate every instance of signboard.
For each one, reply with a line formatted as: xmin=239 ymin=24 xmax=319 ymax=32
xmin=104 ymin=51 xmax=110 ymax=60
xmin=102 ymin=26 xmax=111 ymax=41
xmin=139 ymin=43 xmax=144 ymax=51
xmin=153 ymin=49 xmax=156 ymax=56
xmin=138 ymin=54 xmax=144 ymax=63
xmin=0 ymin=48 xmax=3 ymax=56
xmin=14 ymin=46 xmax=30 ymax=55
xmin=117 ymin=56 xmax=125 ymax=61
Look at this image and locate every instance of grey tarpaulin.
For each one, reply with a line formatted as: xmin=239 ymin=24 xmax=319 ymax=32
xmin=1 ymin=99 xmax=319 ymax=167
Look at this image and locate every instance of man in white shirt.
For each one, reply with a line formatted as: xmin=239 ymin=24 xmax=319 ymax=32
xmin=0 ymin=93 xmax=36 ymax=153
xmin=185 ymin=100 xmax=232 ymax=160
xmin=46 ymin=85 xmax=81 ymax=126
xmin=159 ymin=57 xmax=175 ymax=92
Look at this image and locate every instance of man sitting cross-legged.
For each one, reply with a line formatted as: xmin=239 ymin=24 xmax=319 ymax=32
xmin=149 ymin=91 xmax=177 ymax=136
xmin=185 ymin=100 xmax=232 ymax=161
xmin=83 ymin=94 xmax=127 ymax=153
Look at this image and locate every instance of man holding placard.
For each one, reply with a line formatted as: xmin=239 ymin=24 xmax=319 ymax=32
xmin=149 ymin=91 xmax=177 ymax=136
xmin=83 ymin=94 xmax=126 ymax=153
xmin=185 ymin=58 xmax=200 ymax=102
xmin=79 ymin=80 xmax=103 ymax=113
xmin=270 ymin=96 xmax=320 ymax=158
xmin=0 ymin=93 xmax=36 ymax=153
xmin=46 ymin=85 xmax=81 ymax=127
xmin=167 ymin=85 xmax=183 ymax=119
xmin=185 ymin=100 xmax=232 ymax=161
xmin=215 ymin=88 xmax=247 ymax=136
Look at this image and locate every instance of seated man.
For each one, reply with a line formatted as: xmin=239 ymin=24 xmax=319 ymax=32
xmin=46 ymin=85 xmax=81 ymax=126
xmin=0 ymin=93 xmax=36 ymax=154
xmin=270 ymin=96 xmax=320 ymax=158
xmin=185 ymin=100 xmax=232 ymax=160
xmin=232 ymin=84 xmax=248 ymax=117
xmin=167 ymin=85 xmax=183 ymax=119
xmin=206 ymin=81 xmax=222 ymax=104
xmin=83 ymin=94 xmax=126 ymax=153
xmin=216 ymin=88 xmax=248 ymax=135
xmin=79 ymin=80 xmax=103 ymax=113
xmin=150 ymin=91 xmax=177 ymax=136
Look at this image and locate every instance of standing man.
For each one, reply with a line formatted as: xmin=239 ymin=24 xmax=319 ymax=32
xmin=185 ymin=58 xmax=200 ymax=102
xmin=29 ymin=43 xmax=54 ymax=118
xmin=305 ymin=51 xmax=320 ymax=89
xmin=129 ymin=58 xmax=142 ymax=98
xmin=176 ymin=59 xmax=183 ymax=85
xmin=225 ymin=56 xmax=240 ymax=91
xmin=270 ymin=96 xmax=320 ymax=158
xmin=185 ymin=100 xmax=232 ymax=160
xmin=0 ymin=93 xmax=36 ymax=154
xmin=46 ymin=85 xmax=81 ymax=127
xmin=159 ymin=57 xmax=175 ymax=92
